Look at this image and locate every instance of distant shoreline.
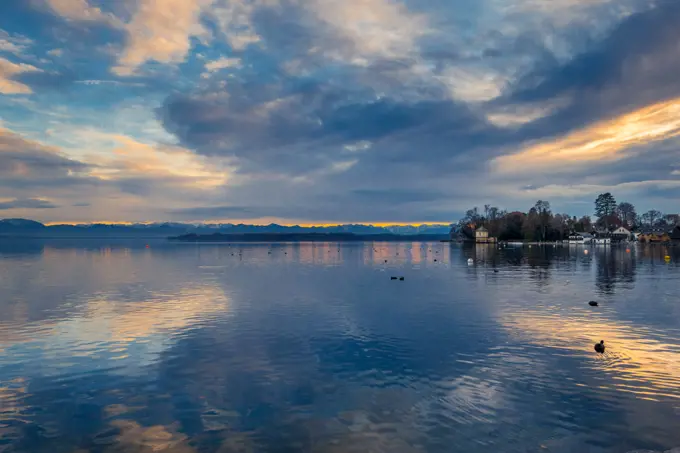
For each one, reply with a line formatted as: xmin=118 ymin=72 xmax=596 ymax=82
xmin=169 ymin=233 xmax=450 ymax=242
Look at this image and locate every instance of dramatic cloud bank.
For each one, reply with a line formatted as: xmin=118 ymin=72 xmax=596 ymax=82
xmin=0 ymin=0 xmax=677 ymax=223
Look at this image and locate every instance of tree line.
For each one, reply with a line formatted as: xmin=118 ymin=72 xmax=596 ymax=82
xmin=458 ymin=193 xmax=679 ymax=242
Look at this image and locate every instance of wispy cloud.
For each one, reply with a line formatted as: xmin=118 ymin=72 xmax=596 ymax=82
xmin=75 ymin=79 xmax=146 ymax=86
xmin=204 ymin=56 xmax=241 ymax=72
xmin=0 ymin=29 xmax=33 ymax=56
xmin=42 ymin=0 xmax=122 ymax=26
xmin=0 ymin=57 xmax=42 ymax=94
xmin=0 ymin=198 xmax=57 ymax=210
xmin=493 ymin=98 xmax=680 ymax=173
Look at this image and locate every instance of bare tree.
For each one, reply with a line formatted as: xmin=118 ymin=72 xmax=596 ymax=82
xmin=642 ymin=210 xmax=662 ymax=227
xmin=489 ymin=206 xmax=499 ymax=221
xmin=663 ymin=214 xmax=679 ymax=226
xmin=617 ymin=202 xmax=637 ymax=228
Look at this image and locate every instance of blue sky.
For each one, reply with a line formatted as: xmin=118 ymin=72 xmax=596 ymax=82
xmin=0 ymin=0 xmax=678 ymax=224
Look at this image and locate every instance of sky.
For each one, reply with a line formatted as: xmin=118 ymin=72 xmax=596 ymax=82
xmin=0 ymin=0 xmax=679 ymax=225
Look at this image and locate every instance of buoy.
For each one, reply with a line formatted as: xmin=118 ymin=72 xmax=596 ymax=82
xmin=467 ymin=258 xmax=474 ymax=265
xmin=594 ymin=340 xmax=605 ymax=353
xmin=145 ymin=244 xmax=150 ymax=248
xmin=626 ymin=249 xmax=630 ymax=253
xmin=584 ymin=249 xmax=589 ymax=255
xmin=665 ymin=255 xmax=671 ymax=261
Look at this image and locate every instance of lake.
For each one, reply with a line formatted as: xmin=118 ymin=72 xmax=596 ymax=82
xmin=1 ymin=239 xmax=679 ymax=453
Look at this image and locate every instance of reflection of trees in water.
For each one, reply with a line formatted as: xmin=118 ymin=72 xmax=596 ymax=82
xmin=593 ymin=246 xmax=638 ymax=295
xmin=459 ymin=244 xmax=567 ymax=287
xmin=524 ymin=246 xmax=557 ymax=288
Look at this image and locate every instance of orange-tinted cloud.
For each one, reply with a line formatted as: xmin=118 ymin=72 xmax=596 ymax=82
xmin=86 ymin=134 xmax=230 ymax=189
xmin=113 ymin=0 xmax=213 ymax=75
xmin=494 ymin=98 xmax=680 ymax=173
xmin=0 ymin=57 xmax=41 ymax=94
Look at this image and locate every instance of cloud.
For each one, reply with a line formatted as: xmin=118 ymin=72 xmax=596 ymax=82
xmin=494 ymin=98 xmax=680 ymax=173
xmin=159 ymin=84 xmax=503 ymax=177
xmin=42 ymin=0 xmax=122 ymax=26
xmin=348 ymin=188 xmax=448 ymax=204
xmin=507 ymin=1 xmax=680 ymax=135
xmin=203 ymin=56 xmax=241 ymax=72
xmin=112 ymin=0 xmax=213 ymax=76
xmin=81 ymin=132 xmax=230 ymax=190
xmin=498 ymin=0 xmax=642 ymax=26
xmin=0 ymin=198 xmax=57 ymax=210
xmin=435 ymin=66 xmax=507 ymax=103
xmin=0 ymin=57 xmax=41 ymax=94
xmin=75 ymin=79 xmax=146 ymax=86
xmin=0 ymin=126 xmax=234 ymax=221
xmin=208 ymin=0 xmax=264 ymax=51
xmin=0 ymin=30 xmax=33 ymax=56
xmin=168 ymin=205 xmax=254 ymax=220
xmin=306 ymin=0 xmax=429 ymax=63
xmin=0 ymin=127 xmax=90 ymax=182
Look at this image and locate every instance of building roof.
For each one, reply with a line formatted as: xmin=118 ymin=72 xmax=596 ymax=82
xmin=476 ymin=226 xmax=488 ymax=232
xmin=639 ymin=227 xmax=672 ymax=234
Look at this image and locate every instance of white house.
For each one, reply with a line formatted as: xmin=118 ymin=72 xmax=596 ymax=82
xmin=611 ymin=226 xmax=631 ymax=241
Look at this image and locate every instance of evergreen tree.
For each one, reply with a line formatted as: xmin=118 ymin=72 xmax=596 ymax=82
xmin=594 ymin=193 xmax=617 ymax=229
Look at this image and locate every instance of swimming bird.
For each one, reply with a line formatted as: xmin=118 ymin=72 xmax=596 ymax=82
xmin=589 ymin=301 xmax=598 ymax=307
xmin=399 ymin=277 xmax=404 ymax=281
xmin=391 ymin=276 xmax=398 ymax=280
xmin=493 ymin=269 xmax=499 ymax=273
xmin=594 ymin=340 xmax=605 ymax=353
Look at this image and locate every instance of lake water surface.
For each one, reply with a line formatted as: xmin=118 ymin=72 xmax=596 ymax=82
xmin=1 ymin=240 xmax=679 ymax=453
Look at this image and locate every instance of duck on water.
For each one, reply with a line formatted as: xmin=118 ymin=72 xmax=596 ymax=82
xmin=594 ymin=340 xmax=605 ymax=353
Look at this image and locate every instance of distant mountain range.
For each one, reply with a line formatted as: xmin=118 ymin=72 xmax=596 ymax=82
xmin=0 ymin=218 xmax=454 ymax=238
xmin=171 ymin=232 xmax=450 ymax=243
